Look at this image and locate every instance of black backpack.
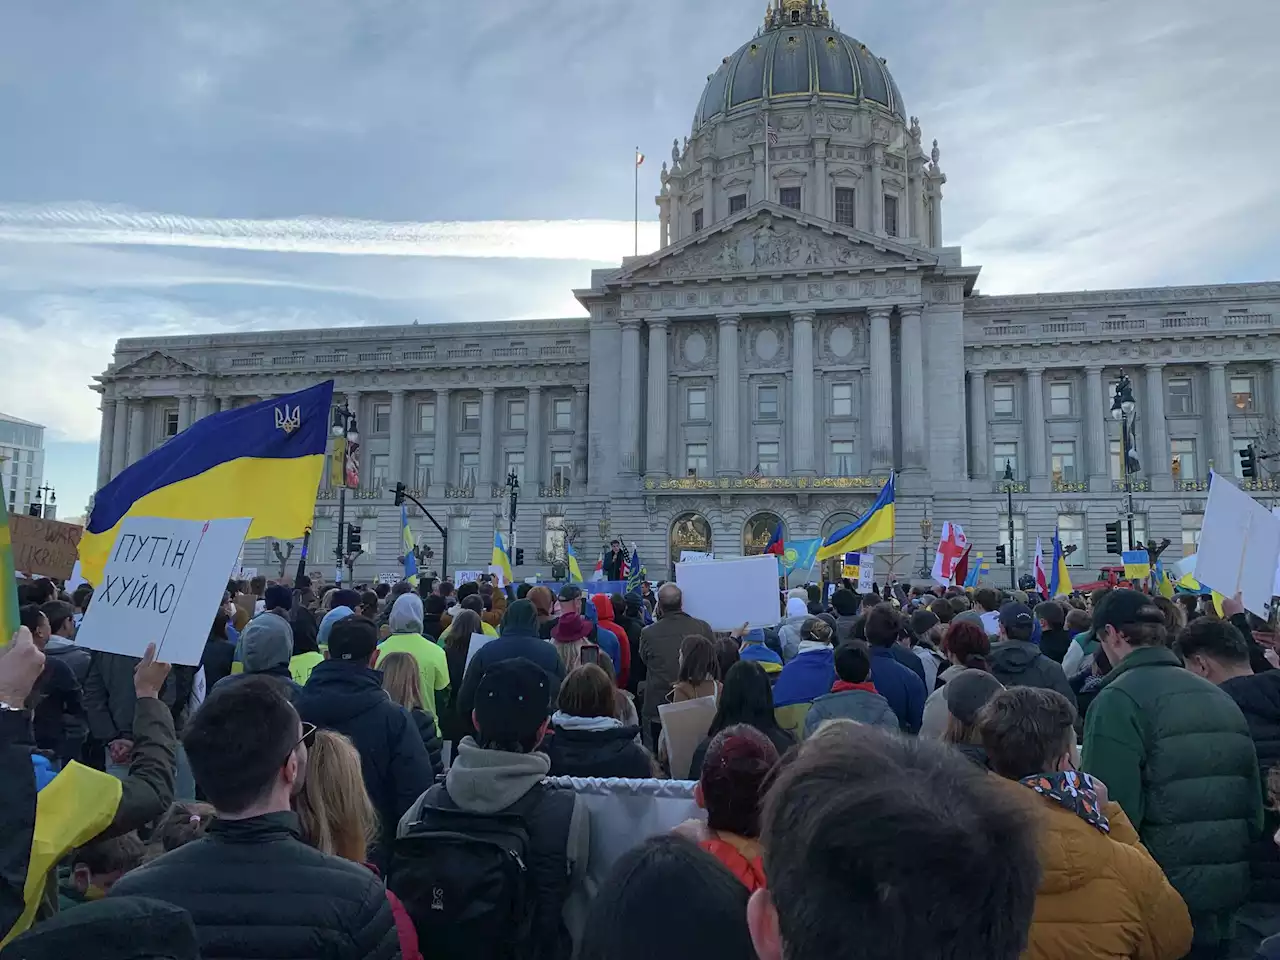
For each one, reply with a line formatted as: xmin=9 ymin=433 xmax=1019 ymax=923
xmin=389 ymin=803 xmax=535 ymax=960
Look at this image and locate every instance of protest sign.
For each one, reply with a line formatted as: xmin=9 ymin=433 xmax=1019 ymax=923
xmin=465 ymin=632 xmax=493 ymax=671
xmin=487 ymin=564 xmax=507 ymax=587
xmin=237 ymin=567 xmax=258 ymax=580
xmin=842 ymin=552 xmax=876 ymax=593
xmin=679 ymin=550 xmax=714 ymax=563
xmin=76 ymin=516 xmax=252 ymax=666
xmin=377 ymin=572 xmax=400 ymax=585
xmin=10 ymin=514 xmax=82 ymax=580
xmin=658 ymin=696 xmax=717 ymax=783
xmin=454 ymin=570 xmax=483 ymax=585
xmin=1196 ymin=472 xmax=1280 ymax=617
xmin=676 ymin=554 xmax=780 ymax=630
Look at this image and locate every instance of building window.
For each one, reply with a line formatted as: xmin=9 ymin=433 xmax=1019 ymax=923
xmin=544 ymin=515 xmax=567 ymax=563
xmin=1057 ymin=514 xmax=1085 ymax=566
xmin=1167 ymin=378 xmax=1193 ymax=416
xmin=1171 ymin=439 xmax=1197 ymax=481
xmin=462 ymin=400 xmax=481 ymax=432
xmin=686 ymin=443 xmax=709 ymax=476
xmin=551 ymin=450 xmax=573 ymax=487
xmin=1181 ymin=513 xmax=1202 ymax=556
xmin=504 ymin=450 xmax=525 ymax=484
xmin=757 ymin=442 xmax=781 ymax=476
xmin=992 ymin=384 xmax=1015 ymax=417
xmin=459 ymin=452 xmax=479 ymax=487
xmin=831 ymin=441 xmax=856 ymax=476
xmin=370 ymin=453 xmax=389 ymax=489
xmin=1049 ymin=382 xmax=1073 ymax=417
xmin=729 ymin=194 xmax=747 ymax=215
xmin=883 ymin=195 xmax=899 ymax=237
xmin=553 ymin=398 xmax=572 ymax=430
xmin=1231 ymin=376 xmax=1256 ymax=413
xmin=758 ymin=385 xmax=779 ymax=419
xmin=692 ymin=209 xmax=704 ymax=232
xmin=163 ymin=409 xmax=179 ymax=438
xmin=993 ymin=442 xmax=1019 ymax=479
xmin=508 ymin=399 xmax=526 ymax=431
xmin=416 ymin=402 xmax=435 ymax=434
xmin=413 ymin=452 xmax=433 ymax=488
xmin=779 ymin=186 xmax=801 ymax=210
xmin=687 ymin=387 xmax=708 ymax=422
xmin=1050 ymin=441 xmax=1077 ymax=483
xmin=449 ymin=515 xmax=470 ymax=565
xmin=832 ymin=382 xmax=854 ymax=418
xmin=1109 ymin=440 xmax=1123 ymax=481
xmin=997 ymin=513 xmax=1026 ymax=568
xmin=372 ymin=403 xmax=391 ymax=434
xmin=834 ymin=187 xmax=856 ymax=227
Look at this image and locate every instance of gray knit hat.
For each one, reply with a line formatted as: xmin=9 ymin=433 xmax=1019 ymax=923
xmin=240 ymin=613 xmax=294 ymax=673
xmin=943 ymin=669 xmax=1004 ymax=726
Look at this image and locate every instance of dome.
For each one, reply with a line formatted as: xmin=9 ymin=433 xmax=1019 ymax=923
xmin=693 ymin=2 xmax=906 ymax=131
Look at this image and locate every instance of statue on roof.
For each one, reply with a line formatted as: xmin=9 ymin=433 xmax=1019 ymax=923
xmin=909 ymin=116 xmax=922 ymax=146
xmin=930 ymin=138 xmax=941 ymax=169
xmin=672 ymin=138 xmax=681 ymax=166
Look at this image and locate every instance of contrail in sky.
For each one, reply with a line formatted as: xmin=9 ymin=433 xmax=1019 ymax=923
xmin=0 ymin=202 xmax=661 ymax=261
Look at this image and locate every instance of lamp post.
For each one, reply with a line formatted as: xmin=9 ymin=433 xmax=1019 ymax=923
xmin=1002 ymin=460 xmax=1017 ymax=590
xmin=916 ymin=516 xmax=933 ymax=578
xmin=505 ymin=469 xmax=520 ymax=562
xmin=1111 ymin=371 xmax=1139 ymax=550
xmin=331 ymin=402 xmax=359 ymax=584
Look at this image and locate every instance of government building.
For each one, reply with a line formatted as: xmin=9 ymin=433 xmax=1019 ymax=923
xmin=94 ymin=0 xmax=1280 ymax=585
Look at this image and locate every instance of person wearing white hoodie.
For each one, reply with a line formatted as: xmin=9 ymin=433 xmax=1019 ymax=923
xmin=777 ymin=596 xmax=812 ymax=662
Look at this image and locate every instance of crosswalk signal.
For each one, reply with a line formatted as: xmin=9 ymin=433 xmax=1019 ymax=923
xmin=995 ymin=544 xmax=1007 ymax=565
xmin=1241 ymin=444 xmax=1258 ymax=480
xmin=1105 ymin=521 xmax=1123 ymax=556
xmin=346 ymin=524 xmax=362 ymax=555
xmin=514 ymin=547 xmax=525 ymax=566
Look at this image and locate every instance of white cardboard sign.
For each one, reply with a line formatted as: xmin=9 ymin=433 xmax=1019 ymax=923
xmin=676 ymin=554 xmax=781 ymax=630
xmin=454 ymin=570 xmax=483 ymax=585
xmin=465 ymin=632 xmax=493 ymax=671
xmin=76 ymin=516 xmax=253 ymax=666
xmin=1196 ymin=473 xmax=1280 ymax=617
xmin=679 ymin=551 xmax=714 ymax=563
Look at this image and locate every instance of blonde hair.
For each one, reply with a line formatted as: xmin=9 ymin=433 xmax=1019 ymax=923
xmin=295 ymin=730 xmax=378 ymax=864
xmin=381 ymin=651 xmax=425 ymax=712
xmin=943 ymin=713 xmax=983 ymax=746
xmin=556 ymin=639 xmax=585 ymax=675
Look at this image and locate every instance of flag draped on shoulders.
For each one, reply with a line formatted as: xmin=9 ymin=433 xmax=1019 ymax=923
xmin=79 ymin=381 xmax=334 ymax=586
xmin=818 ymin=474 xmax=895 ymax=561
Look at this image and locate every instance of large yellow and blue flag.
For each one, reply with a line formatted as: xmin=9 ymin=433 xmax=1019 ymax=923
xmin=492 ymin=531 xmax=513 ymax=584
xmin=1049 ymin=529 xmax=1073 ymax=597
xmin=625 ymin=544 xmax=646 ymax=595
xmin=963 ymin=552 xmax=990 ymax=588
xmin=79 ymin=381 xmax=334 ymax=585
xmin=401 ymin=505 xmax=418 ymax=585
xmin=0 ymin=478 xmax=18 ymax=644
xmin=1122 ymin=549 xmax=1152 ymax=581
xmin=566 ymin=542 xmax=584 ymax=583
xmin=817 ymin=473 xmax=896 ymax=562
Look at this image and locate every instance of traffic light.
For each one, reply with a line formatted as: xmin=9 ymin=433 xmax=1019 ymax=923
xmin=1105 ymin=521 xmax=1123 ymax=556
xmin=995 ymin=544 xmax=1007 ymax=565
xmin=393 ymin=482 xmax=406 ymax=506
xmin=514 ymin=547 xmax=525 ymax=567
xmin=1241 ymin=444 xmax=1258 ymax=480
xmin=346 ymin=524 xmax=362 ymax=556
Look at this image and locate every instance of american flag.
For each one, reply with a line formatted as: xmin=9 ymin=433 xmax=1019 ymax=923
xmin=748 ymin=464 xmax=763 ymax=480
xmin=766 ymin=124 xmax=779 ymax=146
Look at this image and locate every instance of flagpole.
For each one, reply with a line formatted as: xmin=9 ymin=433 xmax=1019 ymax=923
xmin=763 ymin=111 xmax=770 ymax=203
xmin=634 ymin=146 xmax=640 ymax=257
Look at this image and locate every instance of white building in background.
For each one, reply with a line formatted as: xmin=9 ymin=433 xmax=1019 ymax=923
xmin=0 ymin=413 xmax=46 ymax=518
xmin=94 ymin=0 xmax=1280 ymax=585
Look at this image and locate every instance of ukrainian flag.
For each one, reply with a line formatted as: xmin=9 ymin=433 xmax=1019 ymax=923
xmin=1122 ymin=549 xmax=1151 ymax=581
xmin=566 ymin=542 xmax=584 ymax=583
xmin=817 ymin=473 xmax=896 ymax=562
xmin=1050 ymin=530 xmax=1073 ymax=598
xmin=964 ymin=552 xmax=989 ymax=588
xmin=492 ymin=531 xmax=513 ymax=584
xmin=79 ymin=381 xmax=334 ymax=585
xmin=402 ymin=505 xmax=418 ymax=585
xmin=0 ymin=481 xmax=18 ymax=643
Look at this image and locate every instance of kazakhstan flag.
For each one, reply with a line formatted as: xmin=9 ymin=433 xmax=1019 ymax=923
xmin=79 ymin=381 xmax=334 ymax=586
xmin=818 ymin=473 xmax=896 ymax=562
xmin=781 ymin=538 xmax=822 ymax=578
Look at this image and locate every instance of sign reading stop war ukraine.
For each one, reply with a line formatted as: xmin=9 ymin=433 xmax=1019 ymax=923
xmin=76 ymin=516 xmax=252 ymax=667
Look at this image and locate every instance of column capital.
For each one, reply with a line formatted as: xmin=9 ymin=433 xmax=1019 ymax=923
xmin=1143 ymin=362 xmax=1165 ymax=372
xmin=481 ymin=385 xmax=496 ymax=397
xmin=647 ymin=316 xmax=670 ymax=330
xmin=1271 ymin=358 xmax=1280 ymax=371
xmin=790 ymin=310 xmax=816 ymax=324
xmin=389 ymin=387 xmax=406 ymax=396
xmin=435 ymin=385 xmax=451 ymax=395
xmin=1208 ymin=360 xmax=1228 ymax=370
xmin=968 ymin=368 xmax=986 ymax=382
xmin=526 ymin=384 xmax=541 ymax=396
xmin=1025 ymin=367 xmax=1045 ymax=378
xmin=1085 ymin=364 xmax=1105 ymax=375
xmin=867 ymin=305 xmax=893 ymax=321
xmin=574 ymin=384 xmax=587 ymax=397
xmin=896 ymin=302 xmax=924 ymax=319
xmin=716 ymin=313 xmax=741 ymax=327
xmin=619 ymin=318 xmax=643 ymax=332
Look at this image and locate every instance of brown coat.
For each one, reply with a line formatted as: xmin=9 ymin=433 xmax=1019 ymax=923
xmin=1015 ymin=782 xmax=1192 ymax=960
xmin=638 ymin=611 xmax=716 ymax=725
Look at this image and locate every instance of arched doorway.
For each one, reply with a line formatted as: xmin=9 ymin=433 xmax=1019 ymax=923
xmin=822 ymin=510 xmax=862 ymax=584
xmin=670 ymin=513 xmax=712 ymax=576
xmin=743 ymin=512 xmax=784 ymax=556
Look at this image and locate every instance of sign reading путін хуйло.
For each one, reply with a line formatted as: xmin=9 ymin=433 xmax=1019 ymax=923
xmin=75 ymin=516 xmax=252 ymax=666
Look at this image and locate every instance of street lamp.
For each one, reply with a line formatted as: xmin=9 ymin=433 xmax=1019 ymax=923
xmin=505 ymin=469 xmax=520 ymax=563
xmin=30 ymin=484 xmax=55 ymax=519
xmin=916 ymin=516 xmax=933 ymax=578
xmin=1111 ymin=372 xmax=1139 ymax=550
xmin=331 ymin=403 xmax=359 ymax=584
xmin=1002 ymin=460 xmax=1017 ymax=590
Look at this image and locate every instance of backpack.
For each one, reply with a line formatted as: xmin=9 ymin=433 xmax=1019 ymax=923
xmin=389 ymin=803 xmax=535 ymax=960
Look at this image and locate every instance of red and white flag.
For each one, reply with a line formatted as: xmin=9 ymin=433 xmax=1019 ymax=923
xmin=592 ymin=551 xmax=604 ymax=581
xmin=931 ymin=522 xmax=968 ymax=586
xmin=1033 ymin=537 xmax=1048 ymax=596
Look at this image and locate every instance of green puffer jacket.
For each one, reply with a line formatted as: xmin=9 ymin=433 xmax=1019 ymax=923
xmin=1082 ymin=644 xmax=1264 ymax=949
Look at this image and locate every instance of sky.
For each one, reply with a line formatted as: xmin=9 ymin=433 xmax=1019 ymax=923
xmin=0 ymin=0 xmax=1276 ymax=517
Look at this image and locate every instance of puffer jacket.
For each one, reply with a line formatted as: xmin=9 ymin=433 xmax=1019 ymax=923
xmin=408 ymin=708 xmax=445 ymax=777
xmin=989 ymin=640 xmax=1077 ymax=708
xmin=1220 ymin=670 xmax=1280 ymax=904
xmin=110 ymin=813 xmax=398 ymax=960
xmin=543 ymin=714 xmax=653 ymax=779
xmin=803 ymin=682 xmax=899 ymax=737
xmin=1012 ymin=772 xmax=1193 ymax=960
xmin=1083 ymin=645 xmax=1264 ymax=950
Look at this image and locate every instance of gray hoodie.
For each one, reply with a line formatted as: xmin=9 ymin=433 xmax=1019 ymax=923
xmin=989 ymin=639 xmax=1077 ymax=708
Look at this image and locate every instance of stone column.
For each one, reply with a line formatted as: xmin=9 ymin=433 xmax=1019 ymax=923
xmin=97 ymin=399 xmax=116 ymax=488
xmin=194 ymin=396 xmax=211 ymax=422
xmin=968 ymin=371 xmax=989 ymax=479
xmin=389 ymin=389 xmax=406 ymax=486
xmin=573 ymin=385 xmax=588 ymax=485
xmin=479 ymin=387 xmax=496 ymax=485
xmin=216 ymin=396 xmax=229 ymax=413
xmin=1085 ymin=366 xmax=1109 ymax=485
xmin=898 ymin=304 xmax=926 ymax=471
xmin=1271 ymin=360 xmax=1280 ymax=428
xmin=1208 ymin=362 xmax=1233 ymax=476
xmin=127 ymin=403 xmax=146 ymax=465
xmin=177 ymin=395 xmax=192 ymax=433
xmin=111 ymin=400 xmax=129 ymax=477
xmin=752 ymin=143 xmax=766 ymax=205
xmin=791 ymin=312 xmax=816 ymax=475
xmin=716 ymin=315 xmax=741 ymax=475
xmin=526 ymin=386 xmax=543 ymax=487
xmin=1026 ymin=369 xmax=1047 ymax=483
xmin=434 ymin=388 xmax=451 ymax=489
xmin=870 ymin=149 xmax=884 ymax=237
xmin=868 ymin=306 xmax=894 ymax=472
xmin=928 ymin=183 xmax=944 ymax=247
xmin=1144 ymin=364 xmax=1171 ymax=488
xmin=812 ymin=139 xmax=828 ymax=221
xmin=645 ymin=319 xmax=669 ymax=477
xmin=619 ymin=320 xmax=643 ymax=474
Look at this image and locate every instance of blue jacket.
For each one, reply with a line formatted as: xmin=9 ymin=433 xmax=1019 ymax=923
xmin=772 ymin=648 xmax=836 ymax=708
xmin=869 ymin=646 xmax=927 ymax=733
xmin=456 ymin=628 xmax=567 ymax=735
xmin=593 ymin=629 xmax=621 ymax=678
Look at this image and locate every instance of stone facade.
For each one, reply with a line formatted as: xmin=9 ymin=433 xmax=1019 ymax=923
xmin=92 ymin=0 xmax=1280 ymax=585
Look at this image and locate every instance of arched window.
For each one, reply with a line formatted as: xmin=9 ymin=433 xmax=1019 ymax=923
xmin=744 ymin=512 xmax=784 ymax=556
xmin=822 ymin=511 xmax=860 ymax=541
xmin=670 ymin=513 xmax=712 ymax=565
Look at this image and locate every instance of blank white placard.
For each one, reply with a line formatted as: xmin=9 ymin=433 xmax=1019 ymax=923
xmin=676 ymin=554 xmax=781 ymax=630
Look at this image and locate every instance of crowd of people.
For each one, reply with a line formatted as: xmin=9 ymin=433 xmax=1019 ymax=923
xmin=4 ymin=566 xmax=1280 ymax=959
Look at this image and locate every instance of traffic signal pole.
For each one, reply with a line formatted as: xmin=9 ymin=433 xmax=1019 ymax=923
xmin=394 ymin=483 xmax=450 ymax=582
